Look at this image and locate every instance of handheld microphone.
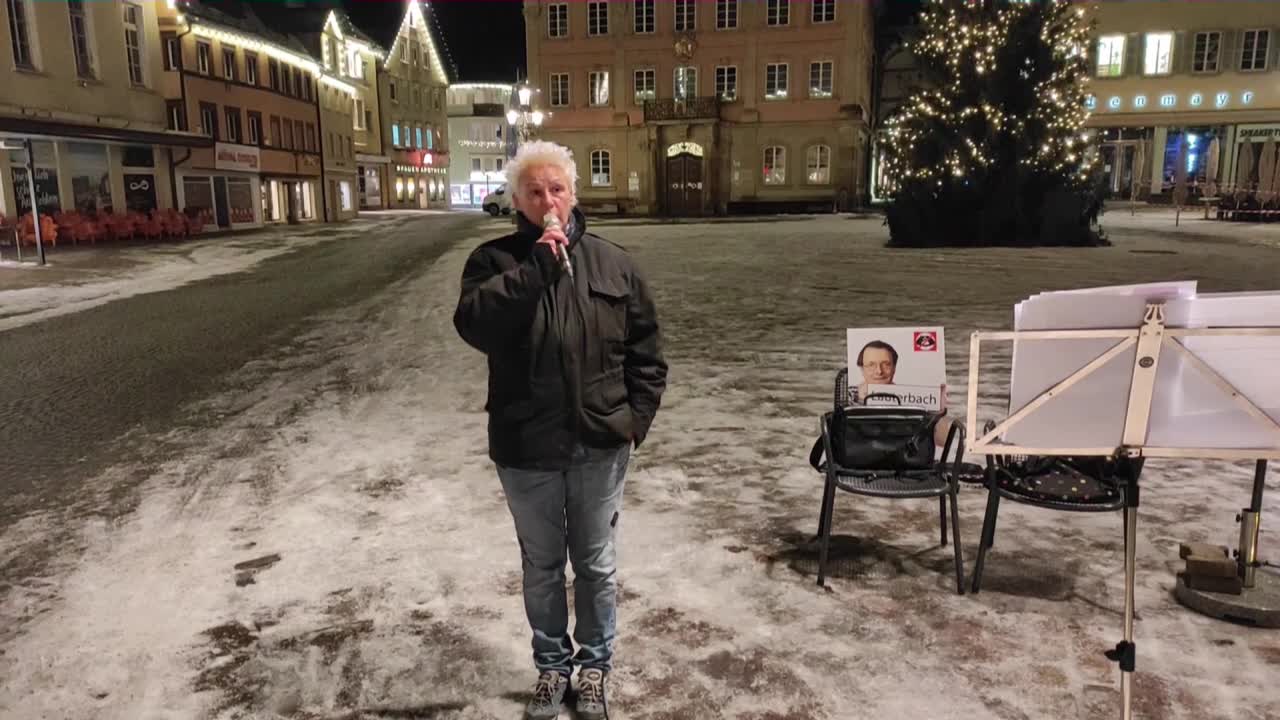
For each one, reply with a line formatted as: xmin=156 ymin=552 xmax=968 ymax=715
xmin=542 ymin=212 xmax=573 ymax=280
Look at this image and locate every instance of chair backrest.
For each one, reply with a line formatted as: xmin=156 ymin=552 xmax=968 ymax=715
xmin=834 ymin=366 xmax=851 ymax=410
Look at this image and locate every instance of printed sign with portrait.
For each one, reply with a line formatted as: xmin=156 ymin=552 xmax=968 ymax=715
xmin=846 ymin=327 xmax=947 ymax=410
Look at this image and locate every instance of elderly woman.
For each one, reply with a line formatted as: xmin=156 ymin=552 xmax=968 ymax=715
xmin=453 ymin=140 xmax=667 ymax=720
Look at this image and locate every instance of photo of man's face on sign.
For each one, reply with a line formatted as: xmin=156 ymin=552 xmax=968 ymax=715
xmin=846 ymin=327 xmax=947 ymax=410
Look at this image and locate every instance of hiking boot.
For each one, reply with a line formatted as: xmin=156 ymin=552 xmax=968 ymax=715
xmin=524 ymin=671 xmax=570 ymax=720
xmin=575 ymin=667 xmax=608 ymax=720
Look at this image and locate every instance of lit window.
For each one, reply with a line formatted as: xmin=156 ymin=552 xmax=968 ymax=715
xmin=392 ymin=125 xmax=400 ymax=146
xmin=634 ymin=68 xmax=655 ymax=103
xmin=1143 ymin=32 xmax=1173 ymax=75
xmin=590 ymin=71 xmax=610 ymax=106
xmin=763 ymin=146 xmax=786 ymax=184
xmin=765 ymin=63 xmax=788 ymax=99
xmin=591 ymin=150 xmax=611 ymax=186
xmin=674 ymin=66 xmax=697 ymax=100
xmin=806 ymin=145 xmax=830 ymax=184
xmin=1096 ymin=35 xmax=1125 ymax=77
xmin=715 ymin=66 xmax=737 ymax=101
xmin=809 ymin=60 xmax=833 ymax=98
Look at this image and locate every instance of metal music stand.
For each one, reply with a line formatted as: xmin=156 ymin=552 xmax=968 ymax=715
xmin=965 ymin=303 xmax=1280 ymax=720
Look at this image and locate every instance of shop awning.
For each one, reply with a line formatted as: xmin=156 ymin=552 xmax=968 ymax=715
xmin=0 ymin=116 xmax=214 ymax=148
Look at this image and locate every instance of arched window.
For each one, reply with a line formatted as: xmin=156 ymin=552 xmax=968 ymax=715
xmin=806 ymin=144 xmax=831 ymax=184
xmin=591 ymin=149 xmax=612 ymax=186
xmin=763 ymin=145 xmax=786 ymax=185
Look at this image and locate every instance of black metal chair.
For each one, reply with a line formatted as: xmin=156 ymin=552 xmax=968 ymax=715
xmin=810 ymin=368 xmax=967 ymax=593
xmin=969 ymin=421 xmax=1144 ymax=594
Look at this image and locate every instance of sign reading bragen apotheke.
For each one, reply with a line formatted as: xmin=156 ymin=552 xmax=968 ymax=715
xmin=215 ymin=143 xmax=260 ymax=173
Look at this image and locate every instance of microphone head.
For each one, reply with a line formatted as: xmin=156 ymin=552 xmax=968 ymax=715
xmin=542 ymin=212 xmax=561 ymax=229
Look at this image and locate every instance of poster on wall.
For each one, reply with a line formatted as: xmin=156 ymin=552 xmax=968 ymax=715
xmin=845 ymin=327 xmax=947 ymax=411
xmin=124 ymin=174 xmax=158 ymax=212
xmin=11 ymin=166 xmax=61 ymax=216
xmin=72 ymin=172 xmax=112 ymax=214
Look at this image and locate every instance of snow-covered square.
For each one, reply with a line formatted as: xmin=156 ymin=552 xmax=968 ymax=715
xmin=1 ymin=209 xmax=1278 ymax=720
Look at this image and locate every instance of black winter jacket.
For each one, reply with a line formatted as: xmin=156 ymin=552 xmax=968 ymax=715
xmin=453 ymin=208 xmax=668 ymax=470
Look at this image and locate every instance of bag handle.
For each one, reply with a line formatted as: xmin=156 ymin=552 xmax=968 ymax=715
xmin=863 ymin=391 xmax=903 ymax=406
xmin=809 ymin=436 xmax=825 ymax=472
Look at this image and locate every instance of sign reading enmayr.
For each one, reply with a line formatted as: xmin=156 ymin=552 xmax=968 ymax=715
xmin=1085 ymin=90 xmax=1257 ymax=112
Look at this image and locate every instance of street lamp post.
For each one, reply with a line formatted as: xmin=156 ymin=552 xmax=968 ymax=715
xmin=506 ymin=84 xmax=545 ymax=147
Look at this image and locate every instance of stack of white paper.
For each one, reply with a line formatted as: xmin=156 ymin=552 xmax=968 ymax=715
xmin=1003 ymin=282 xmax=1280 ymax=451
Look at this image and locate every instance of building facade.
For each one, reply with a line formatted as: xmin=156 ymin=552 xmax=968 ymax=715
xmin=1085 ymin=2 xmax=1280 ymax=201
xmin=0 ymin=0 xmax=210 ymax=221
xmin=319 ymin=15 xmax=389 ymax=212
xmin=523 ymin=0 xmax=875 ymax=215
xmin=446 ymin=83 xmax=516 ymax=209
xmin=380 ymin=0 xmax=451 ymax=210
xmin=157 ymin=3 xmax=332 ymax=228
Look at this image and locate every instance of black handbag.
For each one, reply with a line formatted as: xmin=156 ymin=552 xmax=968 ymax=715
xmin=810 ymin=392 xmax=941 ymax=472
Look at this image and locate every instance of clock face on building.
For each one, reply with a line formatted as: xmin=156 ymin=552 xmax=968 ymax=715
xmin=674 ymin=36 xmax=696 ymax=60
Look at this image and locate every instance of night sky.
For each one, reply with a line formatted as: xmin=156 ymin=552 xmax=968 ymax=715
xmin=342 ymin=0 xmax=527 ymax=83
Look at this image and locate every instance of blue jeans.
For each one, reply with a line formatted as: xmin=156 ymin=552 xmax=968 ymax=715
xmin=497 ymin=443 xmax=630 ymax=676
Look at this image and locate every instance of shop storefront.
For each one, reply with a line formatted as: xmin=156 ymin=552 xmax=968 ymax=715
xmin=1 ymin=137 xmax=185 ymax=220
xmin=0 ymin=116 xmax=210 ymax=223
xmin=261 ymin=178 xmax=318 ymax=224
xmin=389 ymin=150 xmax=449 ymax=210
xmin=355 ymin=153 xmax=388 ymax=210
xmin=176 ymin=143 xmax=263 ymax=230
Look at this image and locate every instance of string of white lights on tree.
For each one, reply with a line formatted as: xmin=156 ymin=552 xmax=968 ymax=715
xmin=882 ymin=0 xmax=1096 ymax=193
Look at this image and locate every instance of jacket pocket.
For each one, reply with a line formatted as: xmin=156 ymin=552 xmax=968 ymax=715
xmin=588 ymin=275 xmax=629 ymax=342
xmin=584 ymin=366 xmax=627 ymax=412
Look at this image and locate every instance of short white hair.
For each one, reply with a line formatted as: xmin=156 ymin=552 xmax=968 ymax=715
xmin=504 ymin=140 xmax=578 ymax=195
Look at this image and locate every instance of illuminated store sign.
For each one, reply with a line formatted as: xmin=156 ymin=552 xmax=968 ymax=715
xmin=1085 ymin=90 xmax=1256 ymax=112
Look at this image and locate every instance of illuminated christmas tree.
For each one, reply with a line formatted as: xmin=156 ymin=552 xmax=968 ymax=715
xmin=884 ymin=0 xmax=1104 ymax=247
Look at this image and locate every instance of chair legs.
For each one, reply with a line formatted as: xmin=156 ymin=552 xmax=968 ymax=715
xmin=939 ymin=496 xmax=948 ymax=546
xmin=949 ymin=487 xmax=964 ymax=594
xmin=816 ymin=473 xmax=838 ymax=587
xmin=970 ymin=464 xmax=1002 ymax=594
xmin=816 ymin=478 xmax=963 ymax=594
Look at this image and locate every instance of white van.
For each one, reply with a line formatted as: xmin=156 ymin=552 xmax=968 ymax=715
xmin=481 ymin=185 xmax=513 ymax=216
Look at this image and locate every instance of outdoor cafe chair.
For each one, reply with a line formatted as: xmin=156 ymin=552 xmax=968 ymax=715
xmin=808 ymin=367 xmax=967 ymax=593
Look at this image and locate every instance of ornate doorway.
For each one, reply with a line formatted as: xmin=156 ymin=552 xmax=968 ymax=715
xmin=665 ymin=141 xmax=704 ymax=216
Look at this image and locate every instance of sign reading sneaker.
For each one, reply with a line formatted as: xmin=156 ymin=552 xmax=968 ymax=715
xmin=214 ymin=143 xmax=261 ymax=173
